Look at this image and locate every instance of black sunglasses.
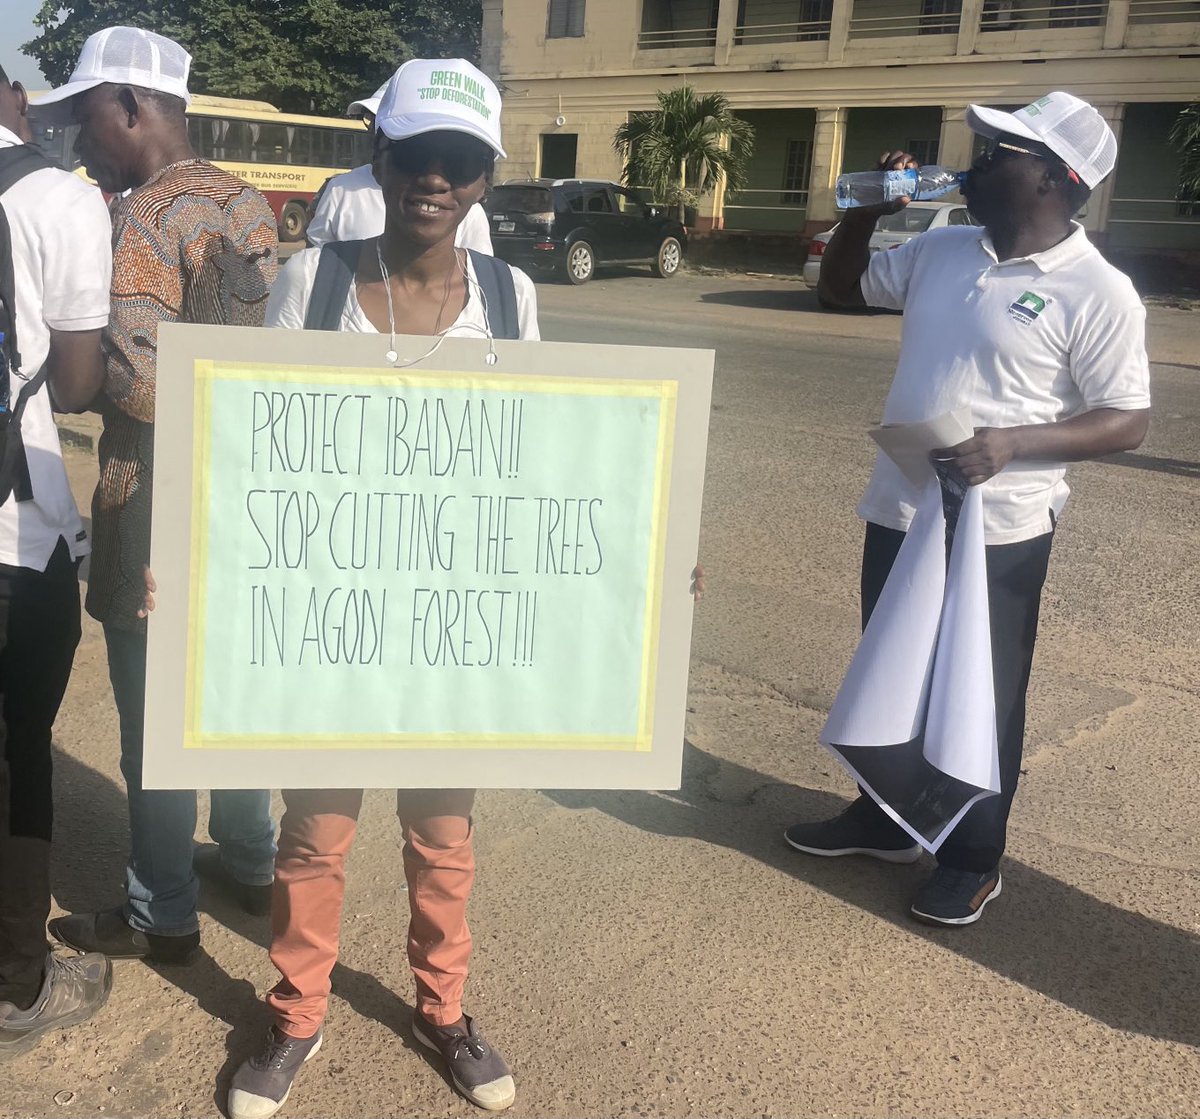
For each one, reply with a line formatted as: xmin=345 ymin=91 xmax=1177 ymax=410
xmin=383 ymin=134 xmax=493 ymax=185
xmin=975 ymin=137 xmax=1081 ymax=183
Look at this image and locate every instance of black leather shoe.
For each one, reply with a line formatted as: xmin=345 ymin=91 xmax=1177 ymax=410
xmin=48 ymin=908 xmax=199 ymax=964
xmin=193 ymin=843 xmax=273 ymax=917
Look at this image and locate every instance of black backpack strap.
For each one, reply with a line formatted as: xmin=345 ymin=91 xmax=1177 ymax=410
xmin=0 ymin=364 xmax=50 ymax=504
xmin=0 ymin=145 xmax=54 ymax=373
xmin=467 ymin=250 xmax=520 ymax=340
xmin=303 ymin=239 xmax=365 ymax=330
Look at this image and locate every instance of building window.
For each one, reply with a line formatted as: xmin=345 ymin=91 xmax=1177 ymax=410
xmin=1048 ymin=0 xmax=1103 ymax=26
xmin=548 ymin=0 xmax=586 ymax=37
xmin=907 ymin=139 xmax=940 ymax=167
xmin=920 ymin=0 xmax=962 ymax=33
xmin=797 ymin=0 xmax=834 ymax=40
xmin=540 ymin=133 xmax=579 ymax=179
xmin=782 ymin=138 xmax=812 ymax=205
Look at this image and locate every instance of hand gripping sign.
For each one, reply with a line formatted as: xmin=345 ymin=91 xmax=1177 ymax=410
xmin=143 ymin=324 xmax=712 ymax=790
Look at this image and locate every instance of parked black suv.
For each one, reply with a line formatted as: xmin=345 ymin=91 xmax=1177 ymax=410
xmin=484 ymin=179 xmax=687 ymax=284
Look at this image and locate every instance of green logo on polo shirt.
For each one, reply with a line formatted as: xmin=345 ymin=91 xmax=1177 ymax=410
xmin=1008 ymin=290 xmax=1048 ymax=325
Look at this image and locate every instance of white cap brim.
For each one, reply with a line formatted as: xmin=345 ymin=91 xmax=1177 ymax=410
xmin=29 ymin=79 xmax=107 ymax=124
xmin=965 ymin=103 xmax=1044 ymax=145
xmin=348 ymin=95 xmax=383 ymax=118
xmin=376 ymin=114 xmax=507 ymax=160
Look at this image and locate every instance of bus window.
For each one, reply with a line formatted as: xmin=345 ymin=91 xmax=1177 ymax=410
xmin=334 ymin=132 xmax=359 ymax=168
xmin=254 ymin=123 xmax=288 ymax=163
xmin=352 ymin=131 xmax=373 ymax=165
xmin=308 ymin=127 xmax=334 ymax=167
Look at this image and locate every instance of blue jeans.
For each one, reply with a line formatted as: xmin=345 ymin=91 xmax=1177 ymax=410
xmin=104 ymin=626 xmax=276 ymax=936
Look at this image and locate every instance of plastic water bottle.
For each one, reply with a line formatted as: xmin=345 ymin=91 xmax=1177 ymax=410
xmin=0 ymin=333 xmax=10 ymax=417
xmin=835 ymin=166 xmax=967 ymax=209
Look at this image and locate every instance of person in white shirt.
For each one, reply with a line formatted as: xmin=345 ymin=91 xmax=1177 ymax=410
xmin=228 ymin=58 xmax=528 ymax=1119
xmin=786 ymin=92 xmax=1150 ymax=926
xmin=0 ymin=64 xmax=114 ymax=1057
xmin=305 ymin=80 xmax=494 ymax=254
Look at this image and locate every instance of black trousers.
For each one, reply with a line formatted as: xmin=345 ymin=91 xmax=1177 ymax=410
xmin=0 ymin=538 xmax=82 ymax=1005
xmin=856 ymin=521 xmax=1054 ymax=873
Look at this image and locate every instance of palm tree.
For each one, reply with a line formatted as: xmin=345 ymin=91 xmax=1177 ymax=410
xmin=613 ymin=86 xmax=755 ymax=224
xmin=1169 ymin=102 xmax=1200 ymax=195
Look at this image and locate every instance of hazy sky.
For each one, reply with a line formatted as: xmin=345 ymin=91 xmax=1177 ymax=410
xmin=1 ymin=0 xmax=51 ymax=90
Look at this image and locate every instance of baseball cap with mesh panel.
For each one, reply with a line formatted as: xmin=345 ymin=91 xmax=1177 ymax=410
xmin=966 ymin=92 xmax=1118 ymax=189
xmin=32 ymin=26 xmax=191 ymax=123
xmin=347 ymin=81 xmax=390 ymax=119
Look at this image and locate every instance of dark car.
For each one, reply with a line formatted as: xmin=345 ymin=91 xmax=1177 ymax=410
xmin=484 ymin=179 xmax=686 ymax=284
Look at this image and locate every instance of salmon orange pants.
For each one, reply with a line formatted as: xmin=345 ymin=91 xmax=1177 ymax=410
xmin=266 ymin=787 xmax=476 ymax=1039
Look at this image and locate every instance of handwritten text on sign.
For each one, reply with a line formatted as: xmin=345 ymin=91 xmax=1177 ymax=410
xmin=188 ymin=362 xmax=675 ymax=749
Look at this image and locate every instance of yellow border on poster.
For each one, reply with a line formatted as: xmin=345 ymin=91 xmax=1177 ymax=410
xmin=182 ymin=359 xmax=676 ymax=754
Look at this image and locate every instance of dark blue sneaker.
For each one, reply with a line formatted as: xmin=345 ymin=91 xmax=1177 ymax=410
xmin=911 ymin=866 xmax=1002 ymax=926
xmin=785 ymin=799 xmax=921 ymax=864
xmin=228 ymin=1026 xmax=323 ymax=1119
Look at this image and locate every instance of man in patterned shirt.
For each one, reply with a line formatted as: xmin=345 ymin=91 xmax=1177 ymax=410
xmin=34 ymin=27 xmax=280 ymax=964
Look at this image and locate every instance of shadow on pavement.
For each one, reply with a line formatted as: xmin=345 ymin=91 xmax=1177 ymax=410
xmin=546 ymin=741 xmax=1200 ymax=1050
xmin=50 ymin=737 xmax=1200 ymax=1060
xmin=1101 ymin=450 xmax=1200 ymax=479
xmin=699 ymin=288 xmax=899 ymax=315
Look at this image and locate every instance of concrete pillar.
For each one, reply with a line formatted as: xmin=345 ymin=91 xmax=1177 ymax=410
xmin=1081 ymin=102 xmax=1126 ymax=241
xmin=827 ymin=0 xmax=854 ymax=62
xmin=808 ymin=107 xmax=848 ymax=222
xmin=955 ymin=0 xmax=986 ymax=55
xmin=714 ymin=0 xmax=740 ymax=65
xmin=1103 ymin=0 xmax=1131 ymax=49
xmin=480 ymin=0 xmax=503 ymax=78
xmin=938 ymin=105 xmax=974 ymax=171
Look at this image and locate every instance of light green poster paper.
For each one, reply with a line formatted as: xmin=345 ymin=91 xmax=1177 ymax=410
xmin=188 ymin=362 xmax=673 ymax=751
xmin=144 ymin=325 xmax=712 ymax=791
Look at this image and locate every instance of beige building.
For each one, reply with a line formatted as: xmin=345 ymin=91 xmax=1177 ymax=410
xmin=482 ymin=0 xmax=1200 ymax=252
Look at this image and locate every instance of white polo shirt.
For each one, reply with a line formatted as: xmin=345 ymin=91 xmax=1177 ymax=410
xmin=306 ymin=163 xmax=494 ymax=255
xmin=265 ymin=246 xmax=538 ymax=340
xmin=858 ymin=223 xmax=1150 ymax=545
xmin=0 ymin=125 xmax=112 ymax=570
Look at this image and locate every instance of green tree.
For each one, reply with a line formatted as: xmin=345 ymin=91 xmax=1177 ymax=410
xmin=1169 ymin=102 xmax=1200 ymax=195
xmin=612 ymin=86 xmax=755 ymax=223
xmin=23 ymin=0 xmax=482 ymax=116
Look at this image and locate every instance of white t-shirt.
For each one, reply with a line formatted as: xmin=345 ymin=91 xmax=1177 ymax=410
xmin=858 ymin=223 xmax=1150 ymax=545
xmin=265 ymin=244 xmax=539 ymax=341
xmin=0 ymin=125 xmax=112 ymax=569
xmin=305 ymin=163 xmax=494 ymax=255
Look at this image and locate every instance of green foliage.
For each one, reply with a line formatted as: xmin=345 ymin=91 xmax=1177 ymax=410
xmin=23 ymin=0 xmax=482 ymax=115
xmin=1169 ymin=102 xmax=1200 ymax=195
xmin=612 ymin=85 xmax=755 ymax=221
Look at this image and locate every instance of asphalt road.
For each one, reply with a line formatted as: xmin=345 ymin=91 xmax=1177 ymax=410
xmin=7 ymin=270 xmax=1200 ymax=1119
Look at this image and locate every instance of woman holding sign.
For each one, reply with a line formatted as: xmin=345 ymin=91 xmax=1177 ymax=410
xmin=225 ymin=59 xmax=534 ymax=1119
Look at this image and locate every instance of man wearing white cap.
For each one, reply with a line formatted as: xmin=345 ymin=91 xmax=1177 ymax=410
xmin=305 ymin=75 xmax=494 ymax=254
xmin=0 ymin=62 xmax=113 ymax=1059
xmin=31 ymin=27 xmax=280 ymax=963
xmin=787 ymin=92 xmax=1151 ymax=925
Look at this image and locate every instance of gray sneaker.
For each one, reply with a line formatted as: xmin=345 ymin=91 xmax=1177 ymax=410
xmin=412 ymin=1014 xmax=516 ymax=1111
xmin=227 ymin=1026 xmax=323 ymax=1119
xmin=0 ymin=952 xmax=112 ymax=1060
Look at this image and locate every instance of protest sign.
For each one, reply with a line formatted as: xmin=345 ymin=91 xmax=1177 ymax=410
xmin=143 ymin=324 xmax=712 ymax=790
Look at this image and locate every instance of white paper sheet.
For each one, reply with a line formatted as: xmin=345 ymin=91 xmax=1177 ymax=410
xmin=869 ymin=409 xmax=974 ymax=489
xmin=820 ymin=477 xmax=1000 ymax=853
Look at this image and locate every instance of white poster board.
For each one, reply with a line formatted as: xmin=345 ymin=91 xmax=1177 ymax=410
xmin=143 ymin=323 xmax=713 ymax=790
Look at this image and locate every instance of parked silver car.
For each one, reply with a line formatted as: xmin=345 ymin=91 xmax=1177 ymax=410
xmin=802 ymin=201 xmax=979 ymax=288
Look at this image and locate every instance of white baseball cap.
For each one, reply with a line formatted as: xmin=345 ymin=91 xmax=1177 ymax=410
xmin=347 ymin=81 xmax=389 ymax=119
xmin=966 ymin=91 xmax=1117 ymax=189
xmin=374 ymin=58 xmax=505 ymax=159
xmin=33 ymin=26 xmax=191 ymax=123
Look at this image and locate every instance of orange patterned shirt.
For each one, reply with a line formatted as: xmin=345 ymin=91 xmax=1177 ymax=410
xmin=87 ymin=158 xmax=278 ymax=631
